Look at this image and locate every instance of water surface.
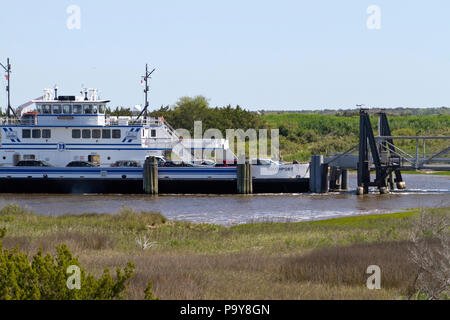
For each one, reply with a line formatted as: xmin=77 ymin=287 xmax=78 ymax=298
xmin=0 ymin=174 xmax=448 ymax=225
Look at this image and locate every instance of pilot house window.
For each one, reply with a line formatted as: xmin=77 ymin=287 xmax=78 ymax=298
xmin=63 ymin=104 xmax=71 ymax=114
xmin=42 ymin=105 xmax=51 ymax=114
xmin=84 ymin=105 xmax=93 ymax=114
xmin=73 ymin=105 xmax=82 ymax=114
xmin=52 ymin=105 xmax=62 ymax=114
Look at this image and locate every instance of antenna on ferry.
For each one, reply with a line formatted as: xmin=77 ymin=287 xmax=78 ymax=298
xmin=136 ymin=64 xmax=155 ymax=121
xmin=0 ymin=57 xmax=17 ymax=118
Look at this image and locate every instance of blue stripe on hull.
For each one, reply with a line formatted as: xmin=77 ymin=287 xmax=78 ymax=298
xmin=0 ymin=167 xmax=237 ymax=174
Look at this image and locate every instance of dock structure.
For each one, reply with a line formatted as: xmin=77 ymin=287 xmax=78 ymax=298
xmin=325 ymin=110 xmax=450 ymax=195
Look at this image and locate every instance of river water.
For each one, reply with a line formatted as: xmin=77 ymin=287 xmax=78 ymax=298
xmin=0 ymin=174 xmax=448 ymax=225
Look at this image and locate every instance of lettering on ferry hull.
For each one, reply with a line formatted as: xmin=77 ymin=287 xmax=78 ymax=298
xmin=57 ymin=116 xmax=75 ymax=120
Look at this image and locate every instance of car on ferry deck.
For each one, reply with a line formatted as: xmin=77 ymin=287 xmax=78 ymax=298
xmin=161 ymin=161 xmax=195 ymax=167
xmin=111 ymin=160 xmax=143 ymax=167
xmin=66 ymin=161 xmax=99 ymax=167
xmin=16 ymin=160 xmax=53 ymax=167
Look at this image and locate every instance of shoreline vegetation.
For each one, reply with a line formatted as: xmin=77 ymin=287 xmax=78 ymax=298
xmin=0 ymin=204 xmax=448 ymax=300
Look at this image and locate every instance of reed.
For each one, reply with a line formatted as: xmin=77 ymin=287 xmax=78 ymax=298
xmin=0 ymin=204 xmax=448 ymax=299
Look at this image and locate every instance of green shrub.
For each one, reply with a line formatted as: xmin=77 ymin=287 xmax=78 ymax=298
xmin=0 ymin=229 xmax=155 ymax=300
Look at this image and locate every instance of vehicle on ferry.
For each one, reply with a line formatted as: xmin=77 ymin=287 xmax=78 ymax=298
xmin=66 ymin=161 xmax=99 ymax=167
xmin=16 ymin=160 xmax=52 ymax=167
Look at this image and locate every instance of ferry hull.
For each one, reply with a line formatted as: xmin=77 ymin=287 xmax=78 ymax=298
xmin=0 ymin=166 xmax=309 ymax=194
xmin=0 ymin=177 xmax=309 ymax=194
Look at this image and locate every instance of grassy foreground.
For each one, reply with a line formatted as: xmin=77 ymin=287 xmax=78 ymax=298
xmin=0 ymin=204 xmax=448 ymax=300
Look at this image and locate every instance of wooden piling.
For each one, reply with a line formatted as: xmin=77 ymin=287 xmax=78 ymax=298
xmin=388 ymin=171 xmax=395 ymax=191
xmin=237 ymin=158 xmax=253 ymax=195
xmin=320 ymin=163 xmax=329 ymax=193
xmin=143 ymin=156 xmax=158 ymax=195
xmin=329 ymin=167 xmax=342 ymax=192
xmin=341 ymin=169 xmax=348 ymax=191
xmin=152 ymin=157 xmax=158 ymax=194
xmin=247 ymin=161 xmax=253 ymax=194
xmin=237 ymin=160 xmax=245 ymax=194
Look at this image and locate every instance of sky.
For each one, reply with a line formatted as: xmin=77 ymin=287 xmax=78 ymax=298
xmin=1 ymin=0 xmax=450 ymax=111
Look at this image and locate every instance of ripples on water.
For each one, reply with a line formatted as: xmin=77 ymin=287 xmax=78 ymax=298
xmin=0 ymin=174 xmax=448 ymax=225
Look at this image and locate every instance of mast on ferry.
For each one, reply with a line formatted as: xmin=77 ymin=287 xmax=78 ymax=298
xmin=136 ymin=64 xmax=155 ymax=122
xmin=0 ymin=57 xmax=17 ymax=118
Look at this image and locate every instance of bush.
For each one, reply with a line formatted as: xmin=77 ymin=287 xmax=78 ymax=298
xmin=0 ymin=228 xmax=156 ymax=300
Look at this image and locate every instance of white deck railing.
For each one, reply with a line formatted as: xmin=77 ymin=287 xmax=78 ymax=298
xmin=0 ymin=116 xmax=167 ymax=127
xmin=105 ymin=116 xmax=165 ymax=126
xmin=0 ymin=118 xmax=24 ymax=125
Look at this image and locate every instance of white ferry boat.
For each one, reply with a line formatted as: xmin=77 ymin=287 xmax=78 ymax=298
xmin=0 ymin=87 xmax=238 ymax=168
xmin=0 ymin=80 xmax=309 ymax=193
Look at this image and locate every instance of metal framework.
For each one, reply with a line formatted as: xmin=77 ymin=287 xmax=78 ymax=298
xmin=326 ymin=110 xmax=449 ymax=195
xmin=374 ymin=136 xmax=450 ymax=170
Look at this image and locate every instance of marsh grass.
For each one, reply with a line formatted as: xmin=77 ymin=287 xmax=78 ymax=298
xmin=78 ymin=252 xmax=398 ymax=300
xmin=0 ymin=204 xmax=448 ymax=299
xmin=281 ymin=241 xmax=418 ymax=292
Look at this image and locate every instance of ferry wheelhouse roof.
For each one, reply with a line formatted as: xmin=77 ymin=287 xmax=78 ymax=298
xmin=16 ymin=88 xmax=127 ymax=127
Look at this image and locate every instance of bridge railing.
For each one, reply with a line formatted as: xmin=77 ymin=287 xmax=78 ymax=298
xmin=375 ymin=136 xmax=450 ymax=169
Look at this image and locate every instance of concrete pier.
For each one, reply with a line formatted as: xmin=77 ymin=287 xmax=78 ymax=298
xmin=310 ymin=155 xmax=328 ymax=193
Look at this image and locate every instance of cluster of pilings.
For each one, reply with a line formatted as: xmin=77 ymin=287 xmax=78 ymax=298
xmin=143 ymin=156 xmax=255 ymax=195
xmin=329 ymin=167 xmax=348 ymax=192
xmin=309 ymin=155 xmax=348 ymax=193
